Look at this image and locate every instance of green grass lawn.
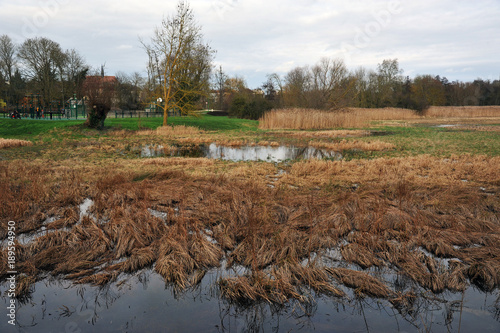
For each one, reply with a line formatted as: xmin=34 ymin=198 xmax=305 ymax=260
xmin=106 ymin=115 xmax=259 ymax=131
xmin=0 ymin=118 xmax=86 ymax=139
xmin=0 ymin=115 xmax=259 ymax=140
xmin=371 ymin=126 xmax=500 ymax=157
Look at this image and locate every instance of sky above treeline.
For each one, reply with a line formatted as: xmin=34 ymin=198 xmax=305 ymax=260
xmin=1 ymin=0 xmax=499 ymax=88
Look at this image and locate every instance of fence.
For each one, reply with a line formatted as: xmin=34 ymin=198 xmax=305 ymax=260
xmin=108 ymin=110 xmax=180 ymax=118
xmin=1 ymin=109 xmax=183 ymax=120
xmin=1 ymin=110 xmax=67 ymax=120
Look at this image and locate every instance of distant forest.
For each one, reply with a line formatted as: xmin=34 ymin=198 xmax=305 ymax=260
xmin=229 ymin=58 xmax=500 ymax=119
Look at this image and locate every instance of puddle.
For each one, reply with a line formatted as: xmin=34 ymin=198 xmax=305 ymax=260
xmin=141 ymin=144 xmax=165 ymax=157
xmin=202 ymin=143 xmax=342 ymax=162
xmin=1 ymin=268 xmax=498 ymax=332
xmin=139 ymin=143 xmax=342 ymax=162
xmin=79 ymin=198 xmax=94 ymax=222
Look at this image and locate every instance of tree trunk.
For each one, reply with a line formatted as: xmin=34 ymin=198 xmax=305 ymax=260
xmin=85 ymin=103 xmax=109 ymax=129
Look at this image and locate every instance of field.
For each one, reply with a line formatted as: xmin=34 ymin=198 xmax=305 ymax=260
xmin=0 ymin=107 xmax=499 ymax=331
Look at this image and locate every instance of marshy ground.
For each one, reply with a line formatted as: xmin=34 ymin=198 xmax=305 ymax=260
xmin=0 ymin=108 xmax=499 ymax=332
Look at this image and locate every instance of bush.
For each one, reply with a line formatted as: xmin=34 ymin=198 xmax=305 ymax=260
xmin=228 ymin=95 xmax=272 ymax=120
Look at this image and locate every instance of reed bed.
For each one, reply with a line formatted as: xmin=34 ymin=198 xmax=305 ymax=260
xmin=259 ymin=106 xmax=500 ymax=129
xmin=259 ymin=108 xmax=421 ymax=129
xmin=426 ymin=106 xmax=500 ymax=118
xmin=309 ymin=139 xmax=395 ymax=152
xmin=0 ymin=154 xmax=498 ymax=308
xmin=288 ymin=130 xmax=371 ymax=138
xmin=0 ymin=138 xmax=33 ymax=149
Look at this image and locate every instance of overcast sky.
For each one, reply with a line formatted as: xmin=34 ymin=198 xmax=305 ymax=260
xmin=1 ymin=0 xmax=499 ymax=88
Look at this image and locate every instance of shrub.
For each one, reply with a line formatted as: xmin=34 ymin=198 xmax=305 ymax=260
xmin=229 ymin=95 xmax=273 ymax=120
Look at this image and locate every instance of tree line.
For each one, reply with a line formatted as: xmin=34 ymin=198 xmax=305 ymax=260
xmin=0 ymin=34 xmax=146 ymax=112
xmin=0 ymin=35 xmax=88 ymax=110
xmin=214 ymin=58 xmax=500 ymax=120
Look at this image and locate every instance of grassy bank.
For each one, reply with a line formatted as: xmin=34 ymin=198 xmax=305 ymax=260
xmin=0 ymin=115 xmax=258 ymax=139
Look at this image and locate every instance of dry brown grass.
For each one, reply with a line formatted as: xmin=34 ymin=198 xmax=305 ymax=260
xmin=288 ymin=130 xmax=372 ymax=138
xmin=259 ymin=106 xmax=500 ymax=129
xmin=0 ymin=138 xmax=33 ymax=149
xmin=0 ymin=153 xmax=498 ymax=306
xmin=309 ymin=139 xmax=395 ymax=152
xmin=137 ymin=125 xmax=203 ymax=136
xmin=426 ymin=106 xmax=500 ymax=118
xmin=259 ymin=108 xmax=421 ymax=129
xmin=326 ymin=267 xmax=393 ymax=298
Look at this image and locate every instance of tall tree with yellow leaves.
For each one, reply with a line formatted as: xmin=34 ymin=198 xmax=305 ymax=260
xmin=142 ymin=1 xmax=214 ymax=126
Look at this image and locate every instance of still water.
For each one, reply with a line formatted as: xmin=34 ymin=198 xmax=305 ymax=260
xmin=140 ymin=143 xmax=342 ymax=162
xmin=202 ymin=143 xmax=342 ymax=162
xmin=1 ymin=268 xmax=498 ymax=332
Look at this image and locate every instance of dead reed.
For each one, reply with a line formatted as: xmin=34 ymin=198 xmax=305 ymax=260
xmin=1 ymin=153 xmax=498 ymax=307
xmin=259 ymin=106 xmax=500 ymax=129
xmin=309 ymin=139 xmax=395 ymax=152
xmin=259 ymin=108 xmax=421 ymax=129
xmin=326 ymin=267 xmax=393 ymax=298
xmin=288 ymin=130 xmax=372 ymax=138
xmin=426 ymin=106 xmax=500 ymax=118
xmin=0 ymin=138 xmax=33 ymax=149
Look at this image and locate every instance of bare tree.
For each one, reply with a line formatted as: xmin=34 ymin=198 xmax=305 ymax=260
xmin=141 ymin=1 xmax=215 ymax=125
xmin=115 ymin=71 xmax=145 ymax=110
xmin=213 ymin=65 xmax=227 ymax=110
xmin=0 ymin=35 xmax=16 ymax=83
xmin=310 ymin=58 xmax=349 ymax=109
xmin=17 ymin=37 xmax=66 ymax=108
xmin=267 ymin=73 xmax=284 ymax=107
xmin=63 ymin=49 xmax=88 ymax=98
xmin=284 ymin=66 xmax=311 ymax=108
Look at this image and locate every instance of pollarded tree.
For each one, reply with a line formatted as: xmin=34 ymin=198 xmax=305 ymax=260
xmin=142 ymin=1 xmax=215 ymax=125
xmin=82 ymin=70 xmax=116 ymax=129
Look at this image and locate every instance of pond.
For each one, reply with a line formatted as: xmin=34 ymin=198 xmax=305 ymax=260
xmin=141 ymin=143 xmax=343 ymax=162
xmin=1 ymin=269 xmax=498 ymax=332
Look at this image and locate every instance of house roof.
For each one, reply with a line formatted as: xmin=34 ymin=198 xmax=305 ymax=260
xmin=85 ymin=76 xmax=118 ymax=84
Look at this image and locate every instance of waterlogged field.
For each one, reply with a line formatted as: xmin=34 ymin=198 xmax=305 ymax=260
xmin=0 ymin=109 xmax=499 ymax=332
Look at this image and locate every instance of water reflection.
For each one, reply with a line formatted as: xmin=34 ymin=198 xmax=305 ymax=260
xmin=140 ymin=143 xmax=342 ymax=162
xmin=141 ymin=144 xmax=165 ymax=157
xmin=202 ymin=143 xmax=342 ymax=162
xmin=1 ymin=269 xmax=498 ymax=333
